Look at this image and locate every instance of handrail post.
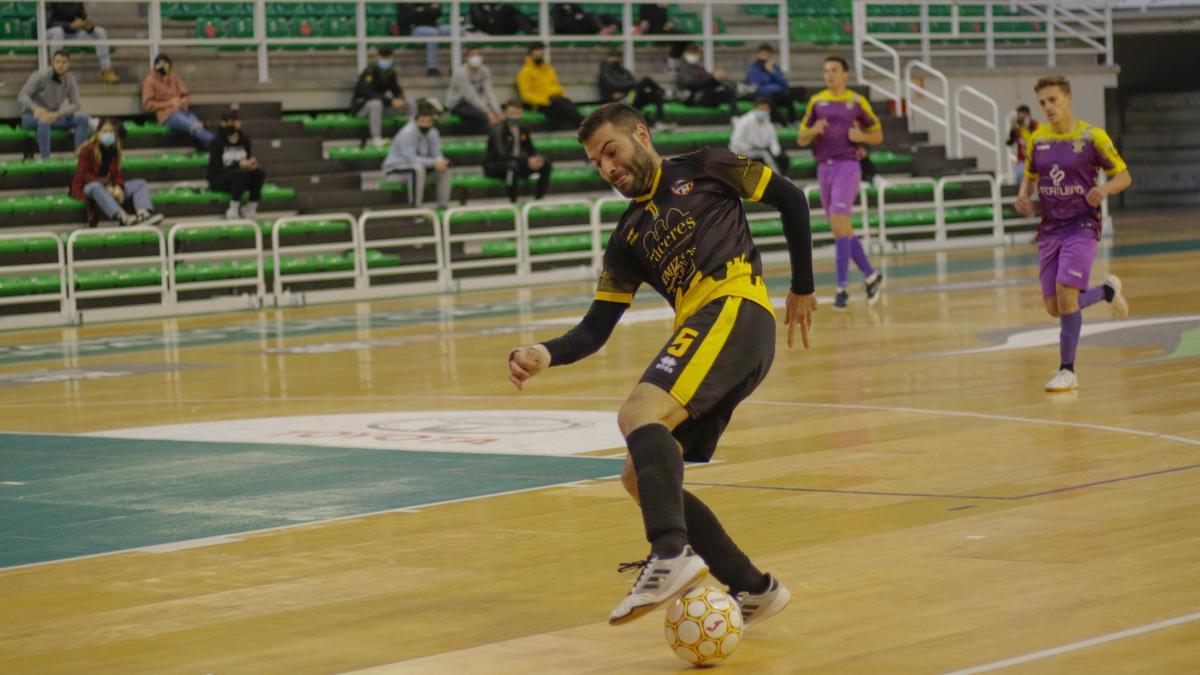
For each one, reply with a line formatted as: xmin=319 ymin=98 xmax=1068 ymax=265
xmin=778 ymin=0 xmax=790 ymax=74
xmin=1047 ymin=0 xmax=1057 ymax=67
xmin=356 ymin=0 xmax=368 ymax=73
xmin=702 ymin=3 xmax=715 ymax=73
xmin=255 ymin=0 xmax=268 ymax=83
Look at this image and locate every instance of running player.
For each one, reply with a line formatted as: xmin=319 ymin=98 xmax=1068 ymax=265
xmin=797 ymin=56 xmax=884 ymax=310
xmin=1015 ymin=74 xmax=1132 ymax=392
xmin=507 ymin=103 xmax=816 ymax=626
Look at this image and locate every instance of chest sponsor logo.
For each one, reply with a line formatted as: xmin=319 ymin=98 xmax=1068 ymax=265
xmin=1039 ymin=163 xmax=1085 ymax=198
xmin=670 ymin=179 xmax=694 ymax=196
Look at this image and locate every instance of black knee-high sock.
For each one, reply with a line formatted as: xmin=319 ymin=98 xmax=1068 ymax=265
xmin=627 ymin=423 xmax=687 ymax=557
xmin=683 ymin=490 xmax=768 ymax=595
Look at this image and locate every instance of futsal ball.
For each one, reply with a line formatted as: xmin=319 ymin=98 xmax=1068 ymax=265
xmin=664 ymin=586 xmax=743 ymax=666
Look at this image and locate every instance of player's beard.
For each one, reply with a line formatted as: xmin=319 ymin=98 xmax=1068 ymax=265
xmin=615 ymin=142 xmax=657 ymax=198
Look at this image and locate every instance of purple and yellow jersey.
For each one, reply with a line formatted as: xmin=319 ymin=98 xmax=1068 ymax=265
xmin=800 ymin=89 xmax=881 ymax=163
xmin=1024 ymin=120 xmax=1127 ymax=238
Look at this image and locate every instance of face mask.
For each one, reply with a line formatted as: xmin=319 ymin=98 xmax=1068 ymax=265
xmin=98 ymin=131 xmax=116 ymax=147
xmin=418 ymin=125 xmax=432 ymax=135
xmin=220 ymin=125 xmax=238 ymax=138
xmin=532 ymin=57 xmax=544 ymax=66
xmin=467 ymin=55 xmax=483 ymax=68
xmin=754 ymin=110 xmax=769 ymax=122
xmin=377 ymin=59 xmax=393 ymax=70
xmin=155 ymin=64 xmax=170 ymax=75
xmin=684 ymin=54 xmax=700 ymax=65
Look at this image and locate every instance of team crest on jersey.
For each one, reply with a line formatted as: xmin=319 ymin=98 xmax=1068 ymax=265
xmin=670 ymin=179 xmax=694 ymax=196
xmin=845 ymin=100 xmax=855 ymax=109
xmin=1072 ymin=139 xmax=1085 ymax=154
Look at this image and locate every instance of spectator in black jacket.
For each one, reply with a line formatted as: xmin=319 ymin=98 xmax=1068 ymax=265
xmin=598 ymin=50 xmax=668 ymax=129
xmin=208 ymin=111 xmax=266 ymax=220
xmin=469 ymin=3 xmax=536 ymax=35
xmin=552 ymin=4 xmax=616 ymax=35
xmin=351 ymin=47 xmax=407 ymax=145
xmin=676 ymin=43 xmax=738 ymax=121
xmin=46 ymin=2 xmax=119 ymax=84
xmin=397 ymin=3 xmax=452 ymax=76
xmin=484 ymin=99 xmax=552 ymax=202
xmin=638 ymin=3 xmax=687 ymax=68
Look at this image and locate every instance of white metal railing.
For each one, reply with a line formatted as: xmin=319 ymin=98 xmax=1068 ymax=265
xmin=15 ymin=0 xmax=791 ymax=83
xmin=65 ymin=225 xmax=168 ymax=315
xmin=853 ymin=0 xmax=1113 ymax=67
xmin=441 ymin=203 xmax=521 ymax=288
xmin=854 ymin=34 xmax=902 ymax=105
xmin=521 ymin=198 xmax=601 ymax=276
xmin=167 ymin=220 xmax=266 ymax=304
xmin=904 ymin=60 xmax=952 ymax=157
xmin=954 ymin=85 xmax=1002 ymax=178
xmin=936 ymin=174 xmax=1003 ymax=241
xmin=798 ymin=182 xmax=873 ymax=247
xmin=0 ymin=231 xmax=66 ymax=317
xmin=590 ymin=196 xmax=626 ymax=268
xmin=271 ymin=212 xmax=361 ymax=298
xmin=874 ymin=176 xmax=941 ymax=245
xmin=358 ymin=208 xmax=446 ymax=291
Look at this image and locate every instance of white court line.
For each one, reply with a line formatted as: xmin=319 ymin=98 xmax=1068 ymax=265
xmin=944 ymin=610 xmax=1200 ymax=674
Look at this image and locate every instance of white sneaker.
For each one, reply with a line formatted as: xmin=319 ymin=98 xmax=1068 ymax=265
xmin=240 ymin=201 xmax=258 ymax=219
xmin=735 ymin=574 xmax=791 ymax=629
xmin=608 ymin=546 xmax=708 ymax=626
xmin=116 ymin=210 xmax=137 ymax=227
xmin=1106 ymin=274 xmax=1129 ymax=320
xmin=136 ymin=209 xmax=164 ymax=226
xmin=225 ymin=201 xmax=240 ymax=220
xmin=1045 ymin=368 xmax=1078 ymax=392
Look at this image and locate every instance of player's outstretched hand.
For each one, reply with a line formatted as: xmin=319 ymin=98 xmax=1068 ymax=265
xmin=1014 ymin=193 xmax=1033 ymax=215
xmin=784 ymin=292 xmax=818 ymax=350
xmin=1086 ymin=187 xmax=1106 ymax=207
xmin=508 ymin=344 xmax=550 ymax=390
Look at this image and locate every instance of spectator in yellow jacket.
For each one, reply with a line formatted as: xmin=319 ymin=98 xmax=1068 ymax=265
xmin=516 ymin=43 xmax=583 ymax=129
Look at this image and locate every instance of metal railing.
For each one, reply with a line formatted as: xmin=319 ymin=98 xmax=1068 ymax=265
xmin=904 ymin=60 xmax=951 ymax=157
xmin=65 ymin=226 xmax=168 ymax=318
xmin=270 ymin=212 xmax=361 ymax=300
xmin=853 ymin=34 xmax=903 ymax=105
xmin=0 ymin=231 xmax=66 ymax=325
xmin=14 ymin=0 xmax=791 ymax=83
xmin=441 ymin=203 xmax=521 ymax=290
xmin=520 ymin=197 xmax=602 ymax=278
xmin=358 ymin=208 xmax=446 ymax=293
xmin=167 ymin=219 xmax=266 ymax=306
xmin=954 ymin=85 xmax=1002 ymax=178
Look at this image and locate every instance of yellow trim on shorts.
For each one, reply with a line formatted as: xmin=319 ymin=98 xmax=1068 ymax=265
xmin=668 ymin=297 xmax=743 ymax=408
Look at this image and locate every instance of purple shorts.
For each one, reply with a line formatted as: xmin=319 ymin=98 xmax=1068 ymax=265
xmin=817 ymin=160 xmax=861 ymax=217
xmin=1038 ymin=230 xmax=1098 ymax=299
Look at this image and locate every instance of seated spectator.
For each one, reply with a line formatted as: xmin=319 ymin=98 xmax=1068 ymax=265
xmin=446 ymin=47 xmax=503 ymax=131
xmin=730 ymin=98 xmax=788 ymax=177
xmin=350 ymin=47 xmax=408 ymax=146
xmin=469 ymin=3 xmax=536 ymax=35
xmin=598 ymin=49 xmax=669 ymax=130
xmin=676 ymin=44 xmax=738 ymax=121
xmin=747 ymin=43 xmax=797 ymax=126
xmin=397 ymin=3 xmax=453 ymax=77
xmin=638 ymin=3 xmax=687 ymax=69
xmin=1006 ymin=104 xmax=1038 ymax=186
xmin=46 ymin=2 xmax=119 ymax=84
xmin=69 ymin=118 xmax=164 ymax=227
xmin=857 ymin=144 xmax=876 ymax=184
xmin=383 ymin=102 xmax=452 ymax=210
xmin=141 ymin=53 xmax=215 ymax=147
xmin=208 ymin=110 xmax=266 ymax=220
xmin=18 ymin=50 xmax=90 ymax=160
xmin=517 ymin=43 xmax=583 ymax=129
xmin=552 ymin=4 xmax=616 ymax=35
xmin=484 ymin=99 xmax=552 ymax=203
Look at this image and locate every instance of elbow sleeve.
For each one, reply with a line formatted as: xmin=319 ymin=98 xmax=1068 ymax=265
xmin=542 ymin=300 xmax=626 ymax=366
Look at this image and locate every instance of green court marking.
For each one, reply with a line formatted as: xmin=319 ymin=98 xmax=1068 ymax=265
xmin=0 ymin=434 xmax=623 ymax=569
xmin=1162 ymin=327 xmax=1200 ymax=361
xmin=0 ymin=237 xmax=1195 ymax=366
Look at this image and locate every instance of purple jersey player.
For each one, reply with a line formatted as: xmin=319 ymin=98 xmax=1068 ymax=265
xmin=798 ymin=56 xmax=884 ymax=310
xmin=1015 ymin=74 xmax=1132 ymax=393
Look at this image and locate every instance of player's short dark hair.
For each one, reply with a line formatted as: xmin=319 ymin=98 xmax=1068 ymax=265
xmin=1016 ymin=104 xmax=1031 ymax=114
xmin=527 ymin=42 xmax=545 ymax=53
xmin=578 ymin=103 xmax=648 ymax=144
xmin=824 ymin=55 xmax=849 ymax=71
xmin=377 ymin=46 xmax=394 ymax=57
xmin=504 ymin=97 xmax=523 ymax=111
xmin=757 ymin=43 xmax=775 ymax=54
xmin=1035 ymin=74 xmax=1071 ymax=95
xmin=51 ymin=49 xmax=69 ymax=61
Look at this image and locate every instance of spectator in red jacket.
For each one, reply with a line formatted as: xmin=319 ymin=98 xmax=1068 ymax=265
xmin=70 ymin=118 xmax=164 ymax=227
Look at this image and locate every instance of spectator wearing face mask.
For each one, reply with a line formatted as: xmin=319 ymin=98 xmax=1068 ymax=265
xmin=598 ymin=49 xmax=669 ymax=130
xmin=484 ymin=98 xmax=552 ymax=202
xmin=70 ymin=117 xmax=164 ymax=227
xmin=351 ymin=47 xmax=408 ymax=146
xmin=18 ymin=50 xmax=91 ymax=159
xmin=208 ymin=110 xmax=266 ymax=220
xmin=45 ymin=2 xmax=120 ymax=84
xmin=730 ymin=98 xmax=788 ymax=177
xmin=141 ymin=53 xmax=215 ymax=147
xmin=746 ymin=43 xmax=797 ymax=127
xmin=383 ymin=102 xmax=452 ymax=210
xmin=446 ymin=47 xmax=503 ymax=131
xmin=396 ymin=3 xmax=453 ymax=77
xmin=676 ymin=44 xmax=738 ymax=122
xmin=516 ymin=42 xmax=583 ymax=129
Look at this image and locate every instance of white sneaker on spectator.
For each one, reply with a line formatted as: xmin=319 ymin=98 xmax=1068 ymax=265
xmin=117 ymin=211 xmax=137 ymax=227
xmin=225 ymin=201 xmax=240 ymax=220
xmin=136 ymin=209 xmax=164 ymax=226
xmin=240 ymin=201 xmax=258 ymax=219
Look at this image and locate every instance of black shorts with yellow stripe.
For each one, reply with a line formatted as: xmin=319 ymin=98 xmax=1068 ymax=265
xmin=639 ymin=295 xmax=775 ymax=463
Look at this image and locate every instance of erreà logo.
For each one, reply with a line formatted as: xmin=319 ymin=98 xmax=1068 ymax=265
xmin=1050 ymin=164 xmax=1066 ymax=186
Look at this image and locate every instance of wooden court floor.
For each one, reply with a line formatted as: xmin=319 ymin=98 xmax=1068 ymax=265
xmin=1 ymin=212 xmax=1198 ymax=674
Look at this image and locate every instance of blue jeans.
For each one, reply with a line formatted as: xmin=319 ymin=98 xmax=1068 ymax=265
xmin=83 ymin=179 xmax=153 ymax=219
xmin=21 ymin=112 xmax=91 ymax=159
xmin=164 ymin=110 xmax=215 ymax=145
xmin=411 ymin=24 xmax=452 ymax=70
xmin=45 ymin=25 xmax=113 ymax=69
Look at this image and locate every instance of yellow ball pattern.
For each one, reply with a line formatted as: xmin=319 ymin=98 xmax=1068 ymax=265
xmin=663 ymin=586 xmax=744 ymax=665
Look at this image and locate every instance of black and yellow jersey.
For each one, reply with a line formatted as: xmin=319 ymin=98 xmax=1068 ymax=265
xmin=596 ymin=148 xmax=776 ymax=330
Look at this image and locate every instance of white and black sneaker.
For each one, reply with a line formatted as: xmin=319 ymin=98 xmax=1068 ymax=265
xmin=865 ymin=272 xmax=884 ymax=306
xmin=1105 ymin=274 xmax=1129 ymax=320
xmin=735 ymin=574 xmax=791 ymax=629
xmin=608 ymin=546 xmax=708 ymax=626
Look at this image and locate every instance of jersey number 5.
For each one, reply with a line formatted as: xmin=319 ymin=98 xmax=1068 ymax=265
xmin=667 ymin=328 xmax=700 ymax=357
